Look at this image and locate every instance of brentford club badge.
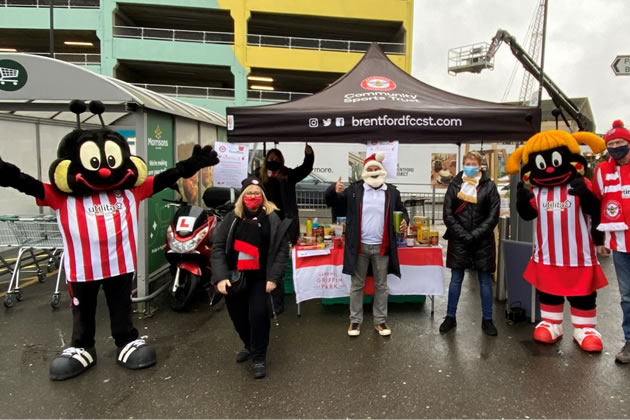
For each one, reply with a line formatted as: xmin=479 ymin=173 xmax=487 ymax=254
xmin=361 ymin=76 xmax=396 ymax=91
xmin=606 ymin=200 xmax=622 ymax=220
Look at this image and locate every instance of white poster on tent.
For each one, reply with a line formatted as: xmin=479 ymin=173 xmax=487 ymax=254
xmin=366 ymin=140 xmax=398 ymax=179
xmin=213 ymin=141 xmax=249 ymax=189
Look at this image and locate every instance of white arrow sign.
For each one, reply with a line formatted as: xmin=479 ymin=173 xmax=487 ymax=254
xmin=611 ymin=55 xmax=630 ymax=76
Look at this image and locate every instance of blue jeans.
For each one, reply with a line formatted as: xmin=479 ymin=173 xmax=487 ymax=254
xmin=446 ymin=269 xmax=493 ymax=320
xmin=613 ymin=251 xmax=630 ymax=341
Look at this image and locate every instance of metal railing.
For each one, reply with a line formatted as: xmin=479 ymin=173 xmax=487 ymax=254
xmin=1 ymin=0 xmax=99 ymax=7
xmin=131 ymin=83 xmax=234 ymax=99
xmin=247 ymin=89 xmax=312 ymax=102
xmin=29 ymin=52 xmax=100 ymax=65
xmin=113 ymin=25 xmax=234 ymax=45
xmin=296 ymin=187 xmax=447 ymax=224
xmin=247 ymin=34 xmax=406 ymax=55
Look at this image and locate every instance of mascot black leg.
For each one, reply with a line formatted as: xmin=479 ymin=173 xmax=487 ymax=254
xmin=104 ymin=273 xmax=156 ymax=369
xmin=49 ymin=281 xmax=100 ymax=381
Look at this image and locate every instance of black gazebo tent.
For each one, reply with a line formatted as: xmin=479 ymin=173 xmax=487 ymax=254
xmin=226 ymin=44 xmax=541 ymax=144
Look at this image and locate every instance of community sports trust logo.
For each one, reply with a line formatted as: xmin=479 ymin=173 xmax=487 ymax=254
xmin=361 ymin=76 xmax=396 ymax=91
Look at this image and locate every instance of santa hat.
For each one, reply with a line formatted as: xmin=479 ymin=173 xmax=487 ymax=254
xmin=363 ymin=152 xmax=385 ymax=170
xmin=604 ymin=120 xmax=630 ymax=144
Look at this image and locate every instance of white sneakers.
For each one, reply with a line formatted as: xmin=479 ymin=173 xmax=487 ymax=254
xmin=375 ymin=323 xmax=392 ymax=336
xmin=347 ymin=323 xmax=361 ymax=337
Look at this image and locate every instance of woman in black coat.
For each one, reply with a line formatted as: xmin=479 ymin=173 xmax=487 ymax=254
xmin=440 ymin=152 xmax=501 ymax=336
xmin=212 ymin=176 xmax=292 ymax=379
xmin=257 ymin=145 xmax=314 ymax=314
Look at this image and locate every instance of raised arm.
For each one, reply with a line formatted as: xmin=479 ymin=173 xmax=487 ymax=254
xmin=288 ymin=145 xmax=314 ymax=184
xmin=0 ymin=157 xmax=45 ymax=200
xmin=153 ymin=145 xmax=219 ymax=194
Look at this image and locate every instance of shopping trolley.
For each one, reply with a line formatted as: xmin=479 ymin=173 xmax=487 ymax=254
xmin=0 ymin=67 xmax=19 ymax=86
xmin=0 ymin=215 xmax=65 ymax=309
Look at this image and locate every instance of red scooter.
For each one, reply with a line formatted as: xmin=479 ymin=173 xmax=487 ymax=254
xmin=164 ymin=187 xmax=233 ymax=311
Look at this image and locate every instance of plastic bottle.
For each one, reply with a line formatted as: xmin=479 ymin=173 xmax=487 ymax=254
xmin=312 ymin=217 xmax=319 ymax=229
xmin=306 ymin=218 xmax=313 ymax=237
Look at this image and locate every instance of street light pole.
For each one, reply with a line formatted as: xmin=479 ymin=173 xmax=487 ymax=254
xmin=49 ymin=0 xmax=55 ymax=58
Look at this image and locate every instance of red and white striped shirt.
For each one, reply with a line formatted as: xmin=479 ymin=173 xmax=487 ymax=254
xmin=532 ymin=184 xmax=598 ymax=267
xmin=593 ymin=163 xmax=630 ymax=253
xmin=36 ymin=178 xmax=154 ymax=282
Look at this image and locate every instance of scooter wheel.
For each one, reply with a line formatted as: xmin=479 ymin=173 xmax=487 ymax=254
xmin=169 ymin=272 xmax=200 ymax=312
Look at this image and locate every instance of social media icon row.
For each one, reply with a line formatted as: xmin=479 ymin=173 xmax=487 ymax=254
xmin=308 ymin=117 xmax=345 ymax=128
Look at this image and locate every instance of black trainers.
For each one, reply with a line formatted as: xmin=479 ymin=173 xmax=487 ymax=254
xmin=236 ymin=349 xmax=251 ymax=363
xmin=439 ymin=316 xmax=456 ymax=333
xmin=615 ymin=341 xmax=630 ymax=364
xmin=252 ymin=360 xmax=266 ymax=379
xmin=482 ymin=319 xmax=498 ymax=336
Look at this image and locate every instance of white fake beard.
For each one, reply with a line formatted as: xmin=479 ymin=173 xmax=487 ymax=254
xmin=362 ymin=169 xmax=387 ymax=188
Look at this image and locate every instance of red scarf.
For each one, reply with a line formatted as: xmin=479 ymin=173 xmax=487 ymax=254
xmin=597 ymin=158 xmax=629 ymax=232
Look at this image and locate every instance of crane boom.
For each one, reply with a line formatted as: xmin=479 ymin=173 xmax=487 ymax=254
xmin=486 ymin=29 xmax=594 ymax=132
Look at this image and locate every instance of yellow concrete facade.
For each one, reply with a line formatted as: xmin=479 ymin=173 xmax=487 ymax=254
xmin=218 ymin=0 xmax=413 ymax=75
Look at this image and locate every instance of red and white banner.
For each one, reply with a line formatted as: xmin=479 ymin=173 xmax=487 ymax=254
xmin=292 ymin=246 xmax=445 ymax=304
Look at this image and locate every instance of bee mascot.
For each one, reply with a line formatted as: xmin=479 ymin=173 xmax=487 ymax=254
xmin=0 ymin=100 xmax=219 ymax=380
xmin=506 ymin=130 xmax=608 ymax=352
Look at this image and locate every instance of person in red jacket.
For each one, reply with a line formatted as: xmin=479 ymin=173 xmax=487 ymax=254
xmin=592 ymin=120 xmax=630 ymax=364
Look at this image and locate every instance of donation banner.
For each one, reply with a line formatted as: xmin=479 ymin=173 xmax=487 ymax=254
xmin=213 ymin=141 xmax=249 ymax=189
xmin=292 ymin=246 xmax=445 ymax=304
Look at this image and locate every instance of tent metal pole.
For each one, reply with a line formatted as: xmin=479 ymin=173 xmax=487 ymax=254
xmin=457 ymin=143 xmax=462 ymax=172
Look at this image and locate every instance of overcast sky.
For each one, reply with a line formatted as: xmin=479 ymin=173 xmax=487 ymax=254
xmin=411 ymin=0 xmax=630 ymax=133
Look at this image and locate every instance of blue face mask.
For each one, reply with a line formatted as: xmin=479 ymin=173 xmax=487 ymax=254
xmin=463 ymin=166 xmax=479 ymax=177
xmin=608 ymin=145 xmax=630 ymax=161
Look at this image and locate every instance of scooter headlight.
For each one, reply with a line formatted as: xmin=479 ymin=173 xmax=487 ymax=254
xmin=168 ymin=226 xmax=208 ymax=254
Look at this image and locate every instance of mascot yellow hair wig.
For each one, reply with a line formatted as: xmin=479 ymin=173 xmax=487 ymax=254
xmin=506 ymin=130 xmax=605 ymax=175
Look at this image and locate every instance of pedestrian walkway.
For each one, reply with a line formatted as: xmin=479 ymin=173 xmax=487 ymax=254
xmin=0 ymin=253 xmax=627 ymax=418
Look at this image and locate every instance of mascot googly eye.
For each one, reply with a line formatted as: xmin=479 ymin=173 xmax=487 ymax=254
xmin=49 ymin=100 xmax=147 ymax=195
xmin=506 ymin=130 xmax=605 ymax=187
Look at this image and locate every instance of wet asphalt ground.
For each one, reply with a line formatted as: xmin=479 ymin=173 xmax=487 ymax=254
xmin=0 ymin=250 xmax=629 ymax=419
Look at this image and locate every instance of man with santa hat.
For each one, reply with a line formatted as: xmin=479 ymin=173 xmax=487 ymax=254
xmin=593 ymin=120 xmax=630 ymax=364
xmin=329 ymin=152 xmax=408 ymax=337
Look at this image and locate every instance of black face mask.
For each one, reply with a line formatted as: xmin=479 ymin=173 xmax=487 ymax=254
xmin=608 ymin=145 xmax=630 ymax=161
xmin=266 ymin=161 xmax=282 ymax=171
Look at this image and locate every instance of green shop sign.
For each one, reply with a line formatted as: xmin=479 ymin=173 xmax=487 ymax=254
xmin=146 ymin=111 xmax=175 ymax=273
xmin=0 ymin=59 xmax=28 ymax=92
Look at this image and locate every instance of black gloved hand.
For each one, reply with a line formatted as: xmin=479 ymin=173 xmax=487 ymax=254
xmin=0 ymin=157 xmax=21 ymax=187
xmin=516 ymin=181 xmax=534 ymax=203
xmin=568 ymin=175 xmax=589 ymax=197
xmin=175 ymin=145 xmax=220 ymax=179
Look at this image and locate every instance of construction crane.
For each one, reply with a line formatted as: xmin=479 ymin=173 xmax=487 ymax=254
xmin=515 ymin=0 xmax=546 ymax=106
xmin=448 ymin=29 xmax=595 ymax=132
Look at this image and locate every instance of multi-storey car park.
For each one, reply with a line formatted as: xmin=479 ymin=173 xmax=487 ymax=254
xmin=0 ymin=0 xmax=413 ymax=116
